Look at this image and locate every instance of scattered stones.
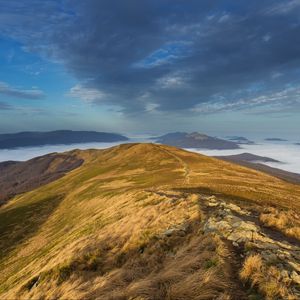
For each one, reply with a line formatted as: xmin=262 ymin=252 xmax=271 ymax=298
xmin=201 ymin=194 xmax=300 ymax=295
xmin=206 ymin=196 xmax=219 ymax=207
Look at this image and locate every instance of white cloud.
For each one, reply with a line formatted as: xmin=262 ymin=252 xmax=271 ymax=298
xmin=218 ymin=13 xmax=230 ymax=23
xmin=156 ymin=73 xmax=186 ymax=89
xmin=145 ymin=102 xmax=160 ymax=112
xmin=0 ymin=81 xmax=45 ymax=99
xmin=68 ymin=84 xmax=107 ymax=102
xmin=263 ymin=34 xmax=271 ymax=42
xmin=265 ymin=0 xmax=300 ymax=15
xmin=193 ymin=86 xmax=300 ymax=113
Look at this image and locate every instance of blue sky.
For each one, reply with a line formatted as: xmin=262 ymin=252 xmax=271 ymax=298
xmin=0 ymin=0 xmax=300 ymax=138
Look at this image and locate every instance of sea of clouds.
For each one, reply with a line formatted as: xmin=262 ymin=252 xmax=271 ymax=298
xmin=0 ymin=139 xmax=299 ymax=174
xmin=189 ymin=141 xmax=300 ymax=174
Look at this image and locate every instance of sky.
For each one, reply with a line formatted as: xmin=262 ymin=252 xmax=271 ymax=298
xmin=0 ymin=0 xmax=300 ymax=138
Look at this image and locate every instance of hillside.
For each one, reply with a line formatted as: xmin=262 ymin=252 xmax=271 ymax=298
xmin=0 ymin=130 xmax=128 ymax=149
xmin=155 ymin=132 xmax=240 ymax=149
xmin=1 ymin=143 xmax=300 ymax=299
xmin=216 ymin=153 xmax=300 ymax=185
xmin=0 ymin=153 xmax=83 ymax=205
xmin=215 ymin=153 xmax=281 ymax=163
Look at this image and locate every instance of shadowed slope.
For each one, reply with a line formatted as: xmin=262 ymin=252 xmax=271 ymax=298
xmin=0 ymin=152 xmax=83 ymax=205
xmin=0 ymin=143 xmax=299 ymax=299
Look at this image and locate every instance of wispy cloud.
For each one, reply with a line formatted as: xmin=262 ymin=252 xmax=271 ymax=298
xmin=265 ymin=0 xmax=300 ymax=15
xmin=0 ymin=81 xmax=45 ymax=99
xmin=193 ymin=86 xmax=300 ymax=114
xmin=0 ymin=101 xmax=13 ymax=110
xmin=67 ymin=84 xmax=108 ymax=103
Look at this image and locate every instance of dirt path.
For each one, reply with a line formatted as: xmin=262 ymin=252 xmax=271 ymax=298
xmin=156 ymin=145 xmax=190 ymax=184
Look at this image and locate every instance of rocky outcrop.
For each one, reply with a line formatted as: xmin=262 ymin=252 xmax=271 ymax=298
xmin=202 ymin=195 xmax=300 ymax=297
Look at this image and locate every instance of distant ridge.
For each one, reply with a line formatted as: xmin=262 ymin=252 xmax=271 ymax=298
xmin=215 ymin=152 xmax=281 ymax=163
xmin=265 ymin=138 xmax=287 ymax=142
xmin=155 ymin=132 xmax=240 ymax=149
xmin=216 ymin=153 xmax=300 ymax=184
xmin=0 ymin=130 xmax=128 ymax=149
xmin=226 ymin=136 xmax=255 ymax=145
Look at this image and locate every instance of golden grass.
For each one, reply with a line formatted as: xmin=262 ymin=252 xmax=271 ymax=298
xmin=0 ymin=143 xmax=300 ymax=299
xmin=240 ymin=254 xmax=295 ymax=300
xmin=260 ymin=207 xmax=300 ymax=241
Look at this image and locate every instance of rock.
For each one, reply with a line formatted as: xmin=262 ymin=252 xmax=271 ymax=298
xmin=207 ymin=196 xmax=217 ymax=201
xmin=232 ymin=241 xmax=239 ymax=247
xmin=291 ymin=271 xmax=300 ymax=285
xmin=206 ymin=196 xmax=219 ymax=207
xmin=226 ymin=203 xmax=245 ymax=214
xmin=163 ymin=226 xmax=187 ymax=237
xmin=207 ymin=202 xmax=219 ymax=207
xmin=163 ymin=228 xmax=177 ymax=237
xmin=281 ymin=270 xmax=289 ymax=278
xmin=204 ymin=218 xmax=232 ymax=233
xmin=289 ymin=261 xmax=300 ymax=273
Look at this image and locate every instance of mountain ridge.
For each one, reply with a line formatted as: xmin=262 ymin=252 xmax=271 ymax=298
xmin=1 ymin=143 xmax=300 ymax=299
xmin=0 ymin=130 xmax=128 ymax=149
xmin=155 ymin=132 xmax=240 ymax=149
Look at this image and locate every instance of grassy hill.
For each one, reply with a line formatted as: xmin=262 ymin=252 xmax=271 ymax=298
xmin=1 ymin=143 xmax=300 ymax=299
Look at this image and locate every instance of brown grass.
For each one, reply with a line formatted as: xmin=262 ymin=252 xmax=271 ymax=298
xmin=1 ymin=143 xmax=300 ymax=299
xmin=260 ymin=207 xmax=300 ymax=241
xmin=240 ymin=254 xmax=295 ymax=300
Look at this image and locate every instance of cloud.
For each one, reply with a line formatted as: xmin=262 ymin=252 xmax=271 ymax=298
xmin=1 ymin=1 xmax=300 ymax=115
xmin=0 ymin=101 xmax=13 ymax=110
xmin=193 ymin=86 xmax=300 ymax=114
xmin=68 ymin=84 xmax=108 ymax=103
xmin=0 ymin=81 xmax=45 ymax=100
xmin=265 ymin=0 xmax=300 ymax=15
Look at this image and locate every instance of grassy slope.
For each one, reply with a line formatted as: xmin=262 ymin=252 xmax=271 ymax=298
xmin=0 ymin=143 xmax=299 ymax=299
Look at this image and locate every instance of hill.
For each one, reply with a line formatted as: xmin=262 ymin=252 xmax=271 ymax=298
xmin=216 ymin=152 xmax=281 ymax=163
xmin=226 ymin=136 xmax=255 ymax=145
xmin=216 ymin=153 xmax=300 ymax=184
xmin=265 ymin=138 xmax=287 ymax=142
xmin=0 ymin=130 xmax=128 ymax=149
xmin=155 ymin=132 xmax=240 ymax=149
xmin=0 ymin=153 xmax=83 ymax=205
xmin=1 ymin=143 xmax=300 ymax=299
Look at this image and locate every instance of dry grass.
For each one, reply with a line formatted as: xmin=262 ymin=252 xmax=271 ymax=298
xmin=260 ymin=207 xmax=300 ymax=241
xmin=16 ymin=228 xmax=237 ymax=299
xmin=1 ymin=143 xmax=300 ymax=299
xmin=240 ymin=254 xmax=295 ymax=300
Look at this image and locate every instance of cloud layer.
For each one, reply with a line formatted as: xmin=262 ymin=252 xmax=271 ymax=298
xmin=1 ymin=0 xmax=300 ymax=115
xmin=0 ymin=81 xmax=45 ymax=100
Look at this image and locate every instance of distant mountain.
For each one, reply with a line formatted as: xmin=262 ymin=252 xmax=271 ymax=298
xmin=226 ymin=136 xmax=255 ymax=145
xmin=215 ymin=152 xmax=281 ymax=163
xmin=0 ymin=130 xmax=128 ymax=149
xmin=155 ymin=132 xmax=240 ymax=149
xmin=265 ymin=138 xmax=287 ymax=142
